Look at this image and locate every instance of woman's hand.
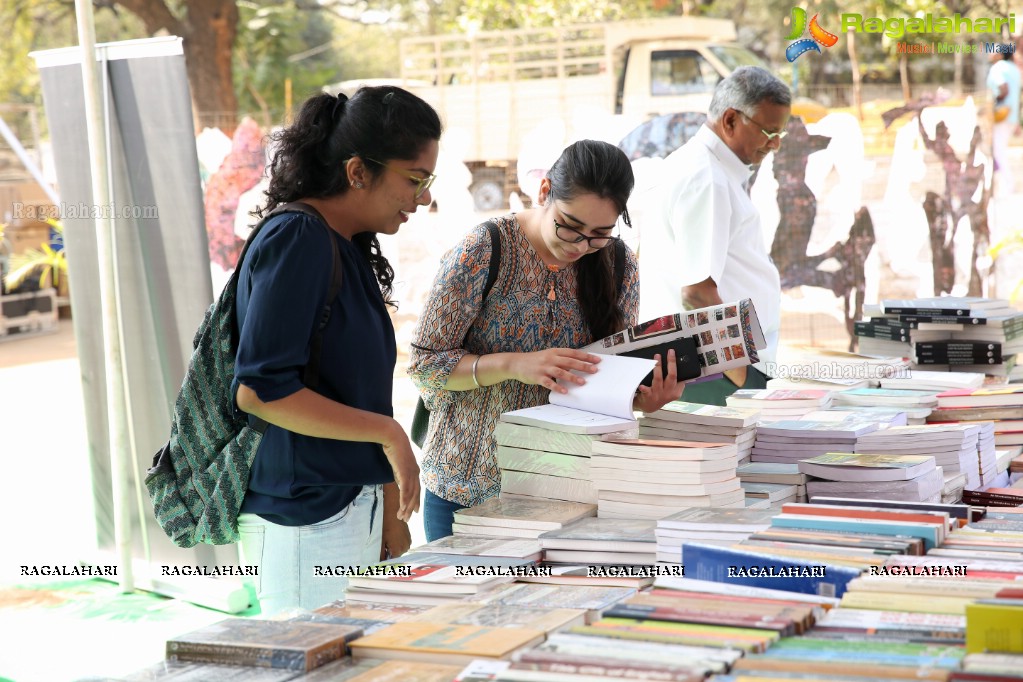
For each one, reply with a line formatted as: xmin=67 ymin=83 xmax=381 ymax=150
xmin=380 ymin=423 xmax=421 ymax=521
xmin=509 ymin=348 xmax=601 ymax=394
xmin=380 ymin=488 xmax=412 ymax=560
xmin=633 ymin=350 xmax=684 ymax=414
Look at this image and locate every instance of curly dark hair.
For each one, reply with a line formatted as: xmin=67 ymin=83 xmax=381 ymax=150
xmin=258 ymin=85 xmax=442 ymax=307
xmin=546 ymin=139 xmax=634 ymax=340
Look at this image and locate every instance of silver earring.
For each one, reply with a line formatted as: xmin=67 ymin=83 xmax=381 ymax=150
xmin=355 ymin=182 xmax=363 ymax=189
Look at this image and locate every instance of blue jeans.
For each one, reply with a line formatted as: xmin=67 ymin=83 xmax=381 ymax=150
xmin=423 ymin=488 xmax=467 ymax=542
xmin=237 ymin=484 xmax=382 ymax=616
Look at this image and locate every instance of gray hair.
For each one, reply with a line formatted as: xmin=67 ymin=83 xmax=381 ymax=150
xmin=707 ymin=66 xmax=792 ymax=122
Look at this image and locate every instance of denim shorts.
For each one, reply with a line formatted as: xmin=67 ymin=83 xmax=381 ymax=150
xmin=237 ymin=484 xmax=382 ymax=615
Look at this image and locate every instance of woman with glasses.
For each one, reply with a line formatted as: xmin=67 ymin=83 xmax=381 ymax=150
xmin=232 ymin=86 xmax=438 ymax=613
xmin=409 ymin=139 xmax=684 ymax=541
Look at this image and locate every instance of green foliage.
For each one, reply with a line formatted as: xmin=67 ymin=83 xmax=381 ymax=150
xmin=233 ymin=1 xmax=341 ymax=123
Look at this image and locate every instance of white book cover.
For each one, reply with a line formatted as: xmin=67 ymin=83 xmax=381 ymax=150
xmin=797 ymin=453 xmax=937 ymax=482
xmin=500 ymin=470 xmax=598 ymax=504
xmin=453 ymin=495 xmax=596 ymax=530
xmin=496 ymin=446 xmax=590 ymax=480
xmin=648 ymin=401 xmax=761 ymax=427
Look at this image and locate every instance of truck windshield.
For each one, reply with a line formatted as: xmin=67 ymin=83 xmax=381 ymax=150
xmin=708 ymin=45 xmax=768 ymax=72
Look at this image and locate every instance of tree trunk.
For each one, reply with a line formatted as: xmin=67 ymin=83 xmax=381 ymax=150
xmin=104 ymin=0 xmax=239 ymax=130
xmin=181 ymin=0 xmax=239 ymax=131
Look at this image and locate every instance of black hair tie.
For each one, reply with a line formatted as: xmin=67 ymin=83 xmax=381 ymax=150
xmin=331 ymin=93 xmax=348 ymax=121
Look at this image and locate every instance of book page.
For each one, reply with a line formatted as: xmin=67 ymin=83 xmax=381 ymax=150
xmin=582 ymin=298 xmax=766 ymax=378
xmin=549 ymin=354 xmax=655 ymax=420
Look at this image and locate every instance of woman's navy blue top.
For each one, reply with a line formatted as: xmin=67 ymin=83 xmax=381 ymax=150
xmin=233 ymin=212 xmax=395 ymax=526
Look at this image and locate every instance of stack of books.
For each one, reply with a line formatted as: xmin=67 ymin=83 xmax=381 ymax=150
xmin=749 ymin=420 xmax=879 ymax=470
xmin=857 ymin=296 xmax=1023 ymax=378
xmin=408 ymin=533 xmax=543 ymax=563
xmin=342 ymin=552 xmax=534 ymax=606
xmin=726 ymin=388 xmax=833 ymax=421
xmin=500 ymin=631 xmax=741 ymax=680
xmin=878 ymin=368 xmax=986 ymax=393
xmin=638 ymin=401 xmax=759 ymax=464
xmin=451 ymin=495 xmax=596 ymax=540
xmin=655 ymin=507 xmax=777 ymax=564
xmin=934 ymin=385 xmax=1023 ymax=449
xmin=538 ymin=517 xmax=657 ymax=566
xmin=797 ymin=452 xmax=944 ymax=503
xmin=737 ymin=462 xmax=809 ymax=503
xmin=164 ymin=617 xmax=362 ymax=672
xmin=494 ymin=421 xmax=609 ymax=505
xmin=855 ymin=423 xmax=984 ymax=490
xmin=587 ymin=439 xmax=744 ymax=519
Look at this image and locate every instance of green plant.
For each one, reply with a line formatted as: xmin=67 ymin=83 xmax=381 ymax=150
xmin=989 ymin=229 xmax=1023 ymax=302
xmin=3 ymin=218 xmax=65 ymax=291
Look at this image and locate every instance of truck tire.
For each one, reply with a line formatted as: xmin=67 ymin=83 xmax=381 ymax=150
xmin=470 ymin=169 xmax=506 ymax=212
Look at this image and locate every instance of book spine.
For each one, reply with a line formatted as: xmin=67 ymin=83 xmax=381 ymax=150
xmin=512 ymin=653 xmax=702 ymax=681
xmin=898 ymin=315 xmax=989 ymax=325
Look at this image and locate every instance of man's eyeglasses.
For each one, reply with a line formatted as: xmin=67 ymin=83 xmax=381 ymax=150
xmin=554 ymin=220 xmax=619 ymax=249
xmin=364 ymin=157 xmax=437 ymax=198
xmin=738 ymin=111 xmax=788 ymax=142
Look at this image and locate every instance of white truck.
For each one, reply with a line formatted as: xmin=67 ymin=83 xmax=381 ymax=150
xmin=394 ymin=17 xmax=769 ymax=210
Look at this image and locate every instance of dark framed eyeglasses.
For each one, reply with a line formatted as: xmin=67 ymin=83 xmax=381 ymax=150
xmin=738 ymin=110 xmax=788 ymax=142
xmin=364 ymin=157 xmax=437 ymax=198
xmin=553 ymin=220 xmax=619 ymax=249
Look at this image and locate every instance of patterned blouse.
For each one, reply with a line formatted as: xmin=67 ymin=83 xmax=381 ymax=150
xmin=408 ymin=214 xmax=640 ymax=507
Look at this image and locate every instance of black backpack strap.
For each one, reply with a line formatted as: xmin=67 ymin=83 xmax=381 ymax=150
xmin=482 ymin=220 xmax=501 ymax=302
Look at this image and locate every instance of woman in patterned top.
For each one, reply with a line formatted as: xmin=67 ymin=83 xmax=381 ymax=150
xmin=410 ymin=139 xmax=684 ymax=540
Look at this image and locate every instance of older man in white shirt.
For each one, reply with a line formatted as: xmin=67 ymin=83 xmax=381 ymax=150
xmin=638 ymin=66 xmax=790 ymax=405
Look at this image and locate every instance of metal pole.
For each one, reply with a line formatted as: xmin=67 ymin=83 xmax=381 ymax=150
xmin=74 ymin=0 xmax=133 ymax=592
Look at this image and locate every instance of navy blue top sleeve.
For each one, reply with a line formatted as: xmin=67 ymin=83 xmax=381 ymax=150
xmin=233 ymin=213 xmax=395 ymax=526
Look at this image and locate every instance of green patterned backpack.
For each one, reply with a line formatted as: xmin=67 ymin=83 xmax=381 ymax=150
xmin=145 ymin=203 xmax=341 ymax=547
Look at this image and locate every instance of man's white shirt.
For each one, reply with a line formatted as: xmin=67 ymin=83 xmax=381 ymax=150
xmin=636 ymin=124 xmax=781 ymax=366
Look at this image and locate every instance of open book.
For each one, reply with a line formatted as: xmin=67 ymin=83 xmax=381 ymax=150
xmin=500 ymin=354 xmax=655 ymax=434
xmin=581 ymin=298 xmax=766 ymax=383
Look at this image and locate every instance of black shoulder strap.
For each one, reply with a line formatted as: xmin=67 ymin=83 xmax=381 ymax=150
xmin=613 ymin=238 xmax=627 ymax=297
xmin=482 ymin=220 xmax=501 ymax=302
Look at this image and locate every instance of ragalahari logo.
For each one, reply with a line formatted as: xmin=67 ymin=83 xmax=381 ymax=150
xmin=785 ymin=7 xmax=839 ymax=61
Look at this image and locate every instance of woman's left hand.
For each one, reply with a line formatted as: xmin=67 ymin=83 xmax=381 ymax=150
xmin=633 ymin=349 xmax=684 ymax=414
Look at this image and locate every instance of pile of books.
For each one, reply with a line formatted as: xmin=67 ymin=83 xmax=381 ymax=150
xmin=726 ymin=388 xmax=833 ymax=421
xmin=749 ymin=419 xmax=879 ymax=470
xmin=588 ymin=438 xmax=744 ymax=519
xmin=857 ymin=296 xmax=1023 ymax=378
xmin=855 ymin=423 xmax=988 ymax=491
xmin=538 ymin=517 xmax=657 ymax=566
xmin=451 ymin=495 xmax=596 ymax=540
xmin=655 ymin=507 xmax=777 ymax=564
xmin=737 ymin=462 xmax=808 ymax=504
xmin=639 ymin=401 xmax=759 ymax=464
xmin=832 ymin=386 xmax=937 ymax=422
xmin=797 ymin=452 xmax=944 ymax=503
xmin=494 ymin=420 xmax=607 ymax=505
